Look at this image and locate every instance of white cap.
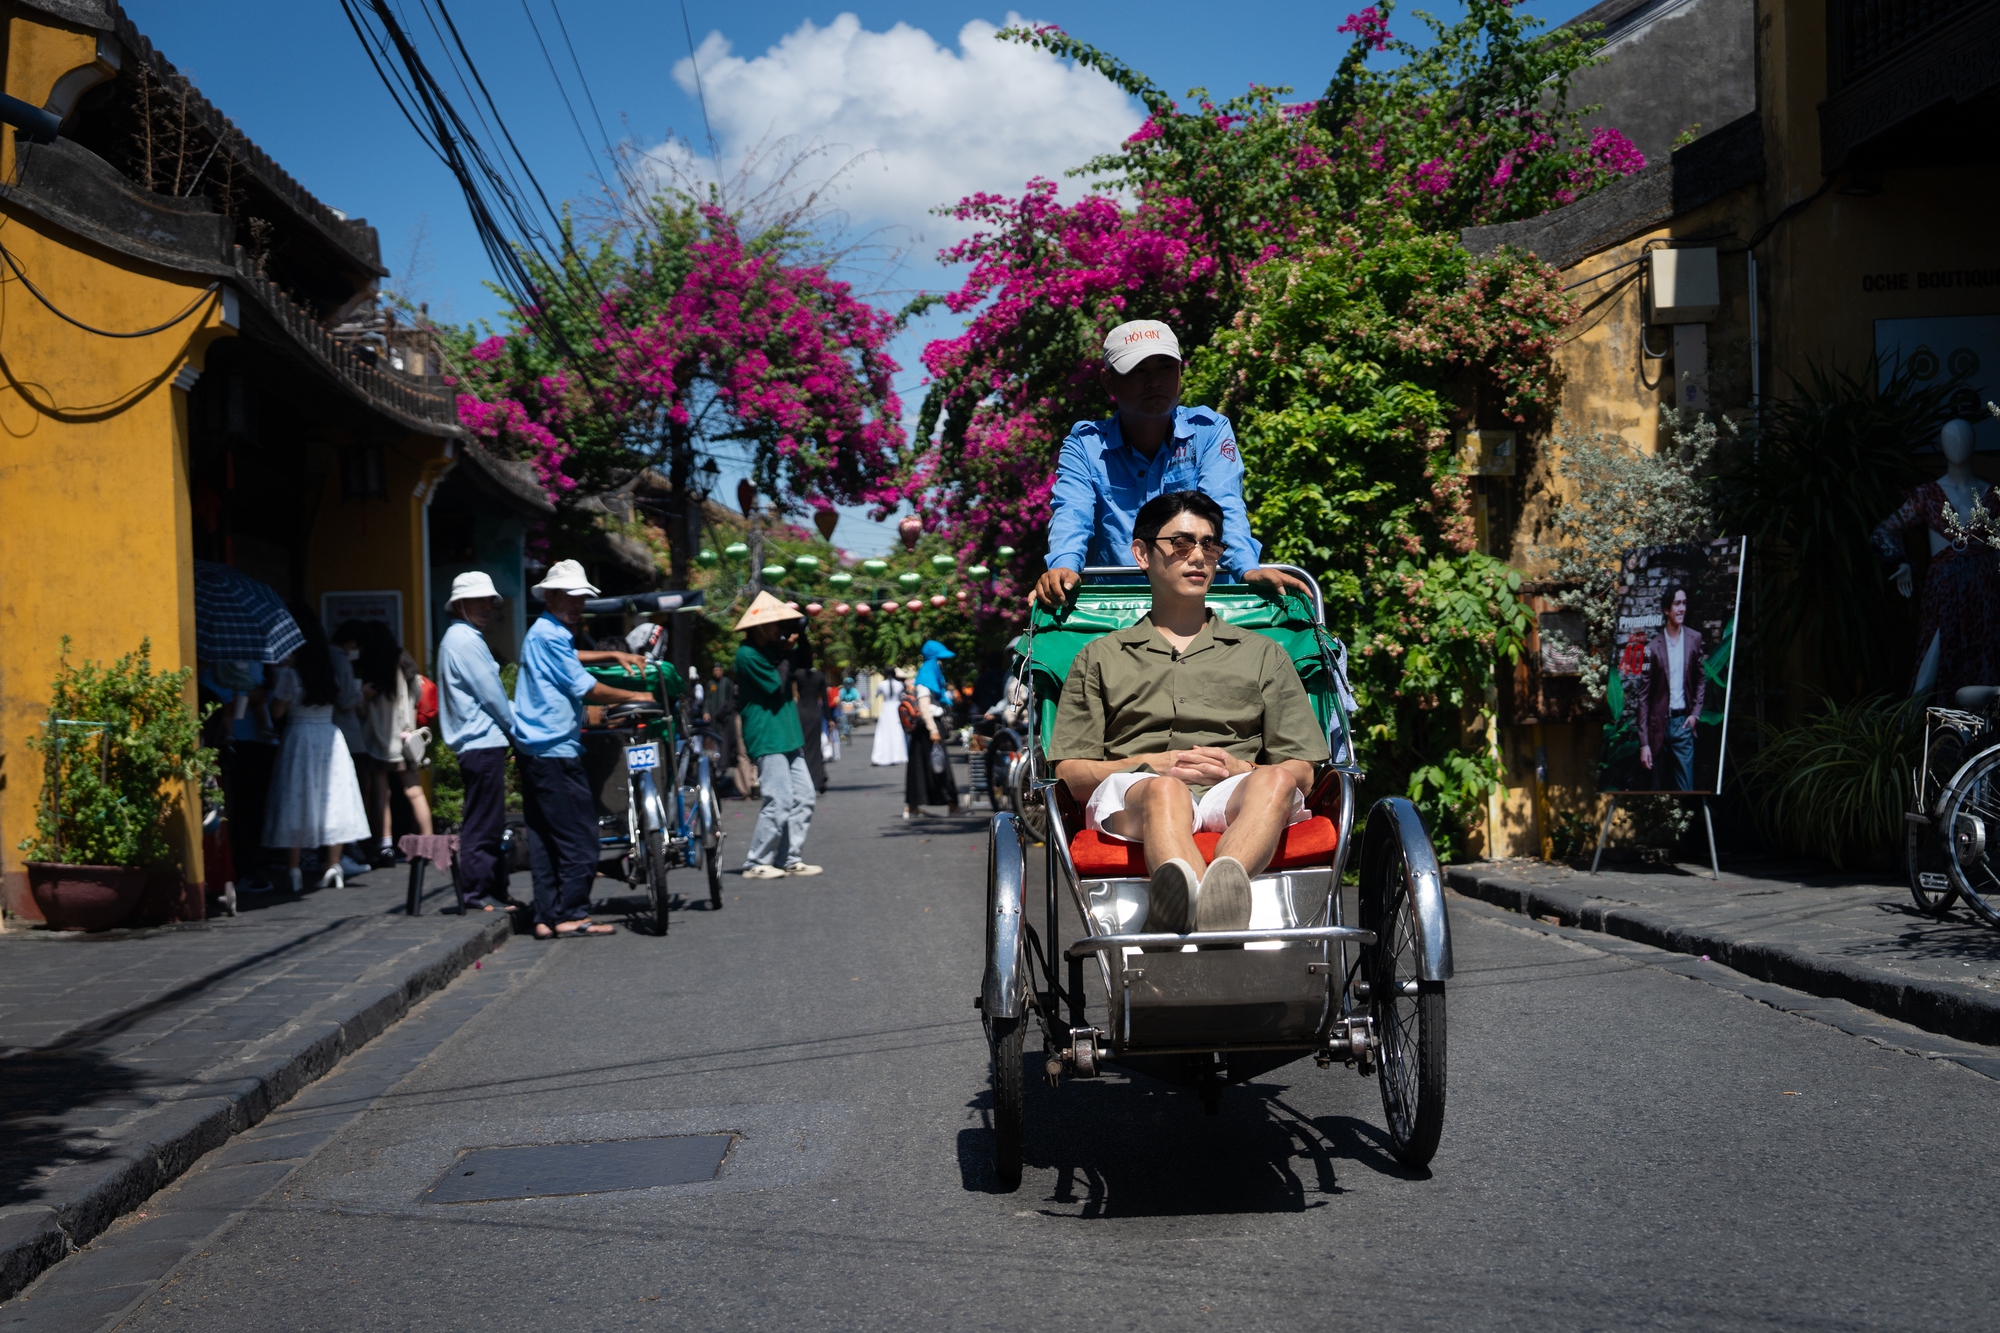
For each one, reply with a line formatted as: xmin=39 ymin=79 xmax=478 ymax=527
xmin=1103 ymin=319 xmax=1181 ymax=375
xmin=447 ymin=570 xmax=501 ymax=605
xmin=531 ymin=559 xmax=600 ymax=596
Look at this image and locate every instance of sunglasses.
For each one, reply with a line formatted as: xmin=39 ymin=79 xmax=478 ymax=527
xmin=1142 ymin=533 xmax=1224 ymax=560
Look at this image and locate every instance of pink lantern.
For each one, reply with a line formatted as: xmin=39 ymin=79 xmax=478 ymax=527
xmin=898 ymin=515 xmax=923 ymax=550
xmin=881 ymin=600 xmax=898 ymax=613
xmin=806 ymin=602 xmax=824 ymax=616
xmin=786 ymin=601 xmax=801 ymax=611
xmin=955 ymin=589 xmax=968 ymax=601
xmin=834 ymin=602 xmax=852 ymax=615
xmin=855 ymin=602 xmax=872 ymax=615
xmin=930 ymin=594 xmax=947 ymax=608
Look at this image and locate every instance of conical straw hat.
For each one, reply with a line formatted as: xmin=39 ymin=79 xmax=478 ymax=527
xmin=734 ymin=589 xmax=805 ymax=631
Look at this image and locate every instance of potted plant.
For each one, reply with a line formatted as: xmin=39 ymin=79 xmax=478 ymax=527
xmin=19 ymin=638 xmax=218 ymax=930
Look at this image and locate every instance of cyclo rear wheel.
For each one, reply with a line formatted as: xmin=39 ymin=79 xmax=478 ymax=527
xmin=644 ymin=828 xmax=671 ymax=936
xmin=1942 ymin=747 xmax=2000 ymax=927
xmin=700 ymin=771 xmax=725 ymax=910
xmin=988 ymin=1016 xmax=1024 ymax=1192
xmin=1365 ymin=841 xmax=1446 ymax=1168
xmin=1910 ymin=723 xmax=1977 ymax=916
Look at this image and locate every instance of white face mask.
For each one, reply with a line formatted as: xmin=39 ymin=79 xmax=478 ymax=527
xmin=345 ymin=648 xmax=361 ymax=662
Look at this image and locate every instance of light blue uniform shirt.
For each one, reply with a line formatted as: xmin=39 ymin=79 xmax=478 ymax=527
xmin=436 ymin=620 xmax=515 ymax=753
xmin=1044 ymin=404 xmax=1262 ymax=577
xmin=513 ymin=613 xmax=596 ymax=759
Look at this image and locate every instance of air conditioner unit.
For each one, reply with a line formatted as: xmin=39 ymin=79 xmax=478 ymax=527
xmin=1647 ymin=247 xmax=1720 ymax=324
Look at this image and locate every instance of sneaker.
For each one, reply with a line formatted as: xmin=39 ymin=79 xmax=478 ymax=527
xmin=340 ymin=853 xmax=372 ymax=878
xmin=1195 ymin=856 xmax=1253 ymax=933
xmin=782 ymin=863 xmax=823 ymax=876
xmin=1143 ymin=857 xmax=1196 ymax=936
xmin=741 ymin=863 xmax=786 ymax=880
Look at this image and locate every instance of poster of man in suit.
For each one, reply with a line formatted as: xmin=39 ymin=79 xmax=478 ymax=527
xmin=1598 ymin=538 xmax=1745 ymax=794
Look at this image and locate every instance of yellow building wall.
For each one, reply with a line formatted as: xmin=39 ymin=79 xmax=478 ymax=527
xmin=306 ymin=436 xmax=450 ymax=671
xmin=0 ymin=211 xmax=235 ymax=917
xmin=1480 ymin=0 xmax=2000 ymax=861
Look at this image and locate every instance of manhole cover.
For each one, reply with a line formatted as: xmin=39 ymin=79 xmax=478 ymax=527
xmin=424 ymin=1134 xmax=734 ymax=1204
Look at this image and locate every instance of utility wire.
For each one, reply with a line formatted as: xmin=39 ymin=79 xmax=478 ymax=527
xmin=549 ymin=0 xmax=620 ymax=165
xmin=0 ymin=242 xmax=219 ymax=337
xmin=519 ymin=0 xmax=602 ymax=182
xmin=678 ymin=0 xmax=722 ymax=177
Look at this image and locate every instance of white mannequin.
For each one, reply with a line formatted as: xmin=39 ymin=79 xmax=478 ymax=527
xmin=1892 ymin=419 xmax=1989 ymax=597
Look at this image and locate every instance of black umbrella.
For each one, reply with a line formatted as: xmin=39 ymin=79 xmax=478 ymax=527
xmin=192 ymin=560 xmax=305 ymax=663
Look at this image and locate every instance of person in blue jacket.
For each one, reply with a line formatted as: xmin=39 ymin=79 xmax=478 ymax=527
xmin=1033 ymin=319 xmax=1309 ymax=609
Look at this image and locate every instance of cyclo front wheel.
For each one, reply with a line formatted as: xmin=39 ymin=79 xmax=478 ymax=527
xmin=644 ymin=828 xmax=671 ymax=936
xmin=988 ymin=1016 xmax=1024 ymax=1192
xmin=1365 ymin=841 xmax=1446 ymax=1168
xmin=1942 ymin=747 xmax=2000 ymax=927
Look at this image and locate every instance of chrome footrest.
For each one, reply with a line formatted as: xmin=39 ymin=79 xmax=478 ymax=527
xmin=1065 ymin=924 xmax=1375 ymax=959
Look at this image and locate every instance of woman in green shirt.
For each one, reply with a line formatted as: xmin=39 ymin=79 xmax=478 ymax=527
xmin=733 ymin=592 xmax=822 ymax=880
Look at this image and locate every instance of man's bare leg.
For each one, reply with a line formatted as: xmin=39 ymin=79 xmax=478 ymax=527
xmin=1103 ymin=775 xmax=1207 ymax=878
xmin=1211 ymin=766 xmax=1300 ymax=875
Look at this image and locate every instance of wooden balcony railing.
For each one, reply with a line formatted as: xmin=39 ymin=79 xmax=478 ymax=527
xmin=1832 ymin=0 xmax=1979 ymax=85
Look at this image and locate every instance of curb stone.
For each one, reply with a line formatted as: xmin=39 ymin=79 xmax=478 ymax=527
xmin=0 ymin=912 xmax=510 ymax=1302
xmin=1445 ymin=866 xmax=2000 ymax=1048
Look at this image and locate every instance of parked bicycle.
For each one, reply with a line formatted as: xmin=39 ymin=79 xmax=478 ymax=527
xmin=1908 ymin=686 xmax=2000 ymax=927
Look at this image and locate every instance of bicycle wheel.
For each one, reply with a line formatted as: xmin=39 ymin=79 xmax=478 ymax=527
xmin=1366 ymin=843 xmax=1446 ymax=1168
xmin=1910 ymin=724 xmax=1976 ymax=915
xmin=988 ymin=1016 xmax=1024 ymax=1192
xmin=699 ymin=761 xmax=725 ymax=910
xmin=1942 ymin=747 xmax=2000 ymax=927
xmin=644 ymin=828 xmax=671 ymax=936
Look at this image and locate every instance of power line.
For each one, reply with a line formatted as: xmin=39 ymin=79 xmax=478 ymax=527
xmin=519 ymin=0 xmax=601 ymax=174
xmin=678 ymin=0 xmax=722 ymax=177
xmin=548 ymin=0 xmax=620 ymax=165
xmin=0 ymin=240 xmax=219 ymax=338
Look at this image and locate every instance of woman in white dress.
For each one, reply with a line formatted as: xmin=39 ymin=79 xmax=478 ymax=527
xmin=263 ymin=609 xmax=371 ymax=893
xmin=870 ymin=670 xmax=909 ymax=766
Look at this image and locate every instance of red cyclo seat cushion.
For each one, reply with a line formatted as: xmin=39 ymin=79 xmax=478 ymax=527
xmin=1068 ymin=816 xmax=1338 ymax=878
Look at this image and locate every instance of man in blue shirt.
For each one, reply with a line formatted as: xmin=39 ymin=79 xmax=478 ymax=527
xmin=1034 ymin=319 xmax=1308 ymax=608
xmin=436 ymin=571 xmax=518 ymax=913
xmin=516 ymin=559 xmax=652 ymax=939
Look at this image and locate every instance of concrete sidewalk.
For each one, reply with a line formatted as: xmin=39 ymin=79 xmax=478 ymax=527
xmin=0 ymin=869 xmax=515 ymax=1300
xmin=1447 ymin=857 xmax=2000 ymax=1047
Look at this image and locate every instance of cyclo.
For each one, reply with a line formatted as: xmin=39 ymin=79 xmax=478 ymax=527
xmin=978 ymin=566 xmax=1453 ymax=1190
xmin=579 ymin=603 xmax=727 ymax=935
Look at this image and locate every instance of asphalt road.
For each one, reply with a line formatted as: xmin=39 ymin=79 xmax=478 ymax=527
xmin=15 ymin=759 xmax=2000 ymax=1331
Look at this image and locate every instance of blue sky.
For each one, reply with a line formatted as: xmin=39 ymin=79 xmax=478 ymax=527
xmin=121 ymin=2 xmax=1598 ymax=551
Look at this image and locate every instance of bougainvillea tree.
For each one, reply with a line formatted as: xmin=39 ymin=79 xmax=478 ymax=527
xmin=447 ymin=194 xmax=906 ymax=592
xmin=904 ymin=0 xmax=1627 ymax=843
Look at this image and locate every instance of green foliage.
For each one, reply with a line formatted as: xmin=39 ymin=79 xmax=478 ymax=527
xmin=1183 ymin=226 xmax=1558 ymax=848
xmin=19 ymin=639 xmax=217 ymax=868
xmin=1722 ymin=360 xmax=1951 ymax=699
xmin=1737 ymin=693 xmax=1922 ymax=868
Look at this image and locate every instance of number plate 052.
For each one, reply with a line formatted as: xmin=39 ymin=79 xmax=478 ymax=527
xmin=626 ymin=742 xmax=661 ymax=772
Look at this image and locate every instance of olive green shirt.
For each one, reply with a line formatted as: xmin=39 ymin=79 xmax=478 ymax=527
xmin=734 ymin=643 xmax=804 ymax=759
xmin=1048 ymin=611 xmax=1329 ymax=796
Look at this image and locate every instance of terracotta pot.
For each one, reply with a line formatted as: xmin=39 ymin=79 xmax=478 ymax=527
xmin=26 ymin=863 xmax=146 ymax=931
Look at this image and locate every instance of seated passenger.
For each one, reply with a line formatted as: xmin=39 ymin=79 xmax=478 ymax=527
xmin=1047 ymin=490 xmax=1329 ymax=936
xmin=1034 ymin=319 xmax=1310 ymax=609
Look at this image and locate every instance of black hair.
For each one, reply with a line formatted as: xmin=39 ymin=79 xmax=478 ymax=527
xmin=1664 ymin=584 xmax=1691 ymax=617
xmin=1134 ymin=489 xmax=1226 ymax=543
xmin=289 ymin=604 xmax=338 ymax=708
xmin=349 ymin=620 xmax=402 ymax=695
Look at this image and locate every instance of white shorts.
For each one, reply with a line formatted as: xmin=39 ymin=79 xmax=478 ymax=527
xmin=1084 ymin=769 xmax=1307 ymax=841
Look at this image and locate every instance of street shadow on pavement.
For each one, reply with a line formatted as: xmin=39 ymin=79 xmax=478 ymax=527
xmin=0 ymin=1046 xmax=144 ymax=1210
xmin=956 ymin=1056 xmax=1425 ymax=1216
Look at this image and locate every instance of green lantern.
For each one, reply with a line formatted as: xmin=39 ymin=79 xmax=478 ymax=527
xmin=862 ymin=558 xmax=889 ymax=576
xmin=724 ymin=542 xmax=749 ymax=561
xmin=761 ymin=564 xmax=787 ymax=581
xmin=897 ymin=570 xmax=922 ymax=590
xmin=929 ymin=553 xmax=956 ymax=574
xmin=967 ymin=563 xmax=991 ymax=579
xmin=696 ymin=548 xmax=720 ymax=568
xmin=792 ymin=555 xmax=821 ymax=575
xmin=996 ymin=545 xmax=1017 ymax=560
xmin=828 ymin=571 xmax=854 ymax=590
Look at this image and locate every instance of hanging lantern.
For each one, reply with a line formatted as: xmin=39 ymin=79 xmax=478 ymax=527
xmin=955 ymin=589 xmax=968 ymax=602
xmin=793 ymin=555 xmax=821 ymax=575
xmin=828 ymin=571 xmax=853 ymax=590
xmin=898 ymin=515 xmax=923 ymax=550
xmin=862 ymin=558 xmax=889 ymax=576
xmin=806 ymin=602 xmax=824 ymax=617
xmin=761 ymin=564 xmax=787 ymax=580
xmin=697 ymin=548 xmax=720 ymax=568
xmin=814 ymin=509 xmax=839 ymax=540
xmin=880 ymin=600 xmax=898 ymax=613
xmin=897 ymin=571 xmax=922 ymax=590
xmin=967 ymin=563 xmax=990 ymax=579
xmin=930 ymin=594 xmax=947 ymax=608
xmin=855 ymin=602 xmax=872 ymax=616
xmin=996 ymin=545 xmax=1017 ymax=560
xmin=724 ymin=542 xmax=749 ymax=561
xmin=929 ymin=553 xmax=956 ymax=574
xmin=736 ymin=478 xmax=758 ymax=517
xmin=834 ymin=602 xmax=852 ymax=616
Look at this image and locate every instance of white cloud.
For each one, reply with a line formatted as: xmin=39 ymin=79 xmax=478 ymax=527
xmin=664 ymin=13 xmax=1143 ymax=245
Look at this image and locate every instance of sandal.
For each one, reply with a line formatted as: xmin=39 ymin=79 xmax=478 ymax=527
xmin=554 ymin=920 xmax=615 ymax=938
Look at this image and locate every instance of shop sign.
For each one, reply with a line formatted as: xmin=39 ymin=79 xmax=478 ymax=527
xmin=322 ymin=589 xmax=404 ymax=643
